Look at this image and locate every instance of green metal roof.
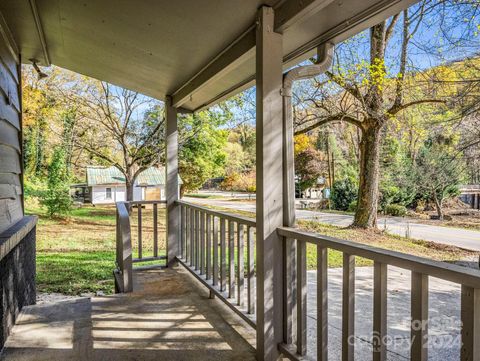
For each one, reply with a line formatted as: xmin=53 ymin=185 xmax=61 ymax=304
xmin=86 ymin=166 xmax=181 ymax=186
xmin=137 ymin=167 xmax=165 ymax=186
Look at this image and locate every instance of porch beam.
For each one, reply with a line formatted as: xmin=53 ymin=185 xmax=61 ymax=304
xmin=256 ymin=6 xmax=284 ymax=361
xmin=171 ymin=0 xmax=418 ymax=110
xmin=166 ymin=95 xmax=179 ymax=266
xmin=171 ymin=0 xmax=334 ymax=108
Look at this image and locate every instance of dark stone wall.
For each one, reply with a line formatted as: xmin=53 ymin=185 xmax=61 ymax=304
xmin=0 ymin=227 xmax=36 ymax=349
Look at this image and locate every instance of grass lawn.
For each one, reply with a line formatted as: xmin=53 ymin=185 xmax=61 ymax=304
xmin=27 ymin=202 xmax=166 ymax=296
xmin=299 ymin=220 xmax=477 ymax=268
xmin=36 ymin=252 xmax=115 ymax=294
xmin=27 ymin=202 xmax=477 ymax=297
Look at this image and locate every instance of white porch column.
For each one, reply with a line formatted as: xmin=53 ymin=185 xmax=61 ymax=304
xmin=256 ymin=6 xmax=284 ymax=360
xmin=165 ymin=95 xmax=179 ymax=266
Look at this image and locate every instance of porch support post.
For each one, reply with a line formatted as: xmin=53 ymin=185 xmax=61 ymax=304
xmin=166 ymin=95 xmax=179 ymax=266
xmin=282 ymin=52 xmax=297 ymax=346
xmin=256 ymin=6 xmax=284 ymax=360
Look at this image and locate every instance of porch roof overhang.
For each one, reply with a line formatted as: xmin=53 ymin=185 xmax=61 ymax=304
xmin=0 ymin=0 xmax=418 ymax=112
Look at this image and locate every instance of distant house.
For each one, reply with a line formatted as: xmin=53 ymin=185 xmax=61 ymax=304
xmin=85 ymin=166 xmax=182 ymax=205
xmin=296 ymin=176 xmax=327 ymax=199
xmin=459 ymin=184 xmax=480 ymax=210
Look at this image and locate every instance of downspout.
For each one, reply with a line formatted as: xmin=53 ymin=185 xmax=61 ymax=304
xmin=282 ymin=42 xmax=335 ymax=227
xmin=281 ymin=42 xmax=334 ymax=345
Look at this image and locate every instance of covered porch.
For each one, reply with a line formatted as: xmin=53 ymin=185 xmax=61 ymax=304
xmin=1 ymin=265 xmax=256 ymax=361
xmin=1 ymin=0 xmax=480 ymax=361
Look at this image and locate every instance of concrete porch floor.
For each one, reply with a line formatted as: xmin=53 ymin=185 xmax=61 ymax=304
xmin=0 ymin=265 xmax=256 ymax=361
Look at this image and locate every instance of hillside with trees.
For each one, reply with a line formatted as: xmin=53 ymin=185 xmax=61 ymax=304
xmin=22 ymin=67 xmax=230 ymax=214
xmin=219 ymin=0 xmax=480 ymax=228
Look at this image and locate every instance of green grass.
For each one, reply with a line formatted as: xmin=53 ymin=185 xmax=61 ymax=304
xmin=299 ymin=220 xmax=477 ymax=267
xmin=36 ymin=251 xmax=115 ymax=294
xmin=28 ymin=200 xmax=166 ymax=296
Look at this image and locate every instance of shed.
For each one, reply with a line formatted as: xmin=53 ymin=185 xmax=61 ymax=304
xmin=86 ymin=166 xmax=181 ymax=205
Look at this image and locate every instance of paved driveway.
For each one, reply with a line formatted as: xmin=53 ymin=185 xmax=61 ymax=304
xmin=184 ymin=197 xmax=480 ymax=252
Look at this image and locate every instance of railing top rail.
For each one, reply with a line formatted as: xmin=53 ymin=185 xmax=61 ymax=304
xmin=278 ymin=226 xmax=480 ymax=289
xmin=116 ymin=201 xmax=130 ymax=219
xmin=176 ymin=200 xmax=256 ymax=227
xmin=116 ymin=202 xmax=132 ymax=269
xmin=126 ymin=200 xmax=167 ymax=205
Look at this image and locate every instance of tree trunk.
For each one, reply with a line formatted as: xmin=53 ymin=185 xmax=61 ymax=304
xmin=353 ymin=122 xmax=383 ymax=229
xmin=326 ymin=134 xmax=333 ymax=189
xmin=432 ymin=191 xmax=444 ymax=221
xmin=352 ymin=21 xmax=387 ymax=229
xmin=126 ymin=181 xmax=134 ymax=202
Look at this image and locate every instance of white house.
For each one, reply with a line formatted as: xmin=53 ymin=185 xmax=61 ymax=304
xmin=86 ymin=166 xmax=181 ymax=205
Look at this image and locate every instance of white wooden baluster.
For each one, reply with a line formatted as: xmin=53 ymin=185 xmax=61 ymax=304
xmin=317 ymin=245 xmax=328 ymax=361
xmin=342 ymin=253 xmax=355 ymax=361
xmin=411 ymin=272 xmax=428 ymax=361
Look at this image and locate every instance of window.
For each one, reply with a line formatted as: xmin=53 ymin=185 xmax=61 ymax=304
xmin=106 ymin=187 xmax=112 ymax=199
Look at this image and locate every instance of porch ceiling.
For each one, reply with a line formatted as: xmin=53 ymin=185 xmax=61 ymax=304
xmin=0 ymin=0 xmax=418 ymax=111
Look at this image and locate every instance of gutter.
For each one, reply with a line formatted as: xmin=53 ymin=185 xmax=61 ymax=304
xmin=28 ymin=0 xmax=51 ymax=66
xmin=282 ymin=42 xmax=335 ymax=98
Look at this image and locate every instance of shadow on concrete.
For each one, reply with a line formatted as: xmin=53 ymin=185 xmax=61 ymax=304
xmin=0 ymin=265 xmax=256 ymax=361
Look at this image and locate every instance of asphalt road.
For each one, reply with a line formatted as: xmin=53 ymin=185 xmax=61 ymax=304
xmin=184 ymin=197 xmax=480 ymax=252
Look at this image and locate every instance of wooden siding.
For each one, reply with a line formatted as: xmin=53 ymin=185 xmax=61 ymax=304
xmin=0 ymin=119 xmax=20 ymax=150
xmin=0 ymin=33 xmax=18 ymax=83
xmin=0 ymin=31 xmax=22 ymax=234
xmin=145 ymin=187 xmax=161 ymax=201
xmin=0 ymin=145 xmax=21 ymax=174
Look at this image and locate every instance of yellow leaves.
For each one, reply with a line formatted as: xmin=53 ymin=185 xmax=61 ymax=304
xmin=294 ymin=134 xmax=313 ymax=155
xmin=368 ymin=58 xmax=387 ymax=91
xmin=22 ymin=85 xmax=51 ymax=127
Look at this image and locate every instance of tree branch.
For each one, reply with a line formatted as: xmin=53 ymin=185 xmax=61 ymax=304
xmin=388 ymin=99 xmax=447 ymax=115
xmin=324 ymin=70 xmax=364 ymax=101
xmin=295 ymin=114 xmax=363 ymax=135
xmin=385 ymin=13 xmax=400 ymax=44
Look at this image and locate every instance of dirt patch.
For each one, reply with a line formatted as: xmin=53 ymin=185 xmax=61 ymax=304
xmin=298 ymin=220 xmax=479 ymax=265
xmin=410 ymin=208 xmax=480 ymax=231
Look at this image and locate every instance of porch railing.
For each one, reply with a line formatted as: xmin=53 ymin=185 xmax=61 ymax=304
xmin=114 ymin=201 xmax=480 ymax=360
xmin=176 ymin=200 xmax=257 ymax=328
xmin=114 ymin=200 xmax=167 ymax=293
xmin=277 ymin=226 xmax=480 ymax=361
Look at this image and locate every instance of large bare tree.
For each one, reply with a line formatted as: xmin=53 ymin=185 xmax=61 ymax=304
xmin=68 ymin=81 xmax=165 ymax=202
xmin=293 ymin=2 xmax=456 ymax=228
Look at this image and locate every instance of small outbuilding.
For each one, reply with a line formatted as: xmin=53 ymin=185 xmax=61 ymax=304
xmin=86 ymin=166 xmax=181 ymax=205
